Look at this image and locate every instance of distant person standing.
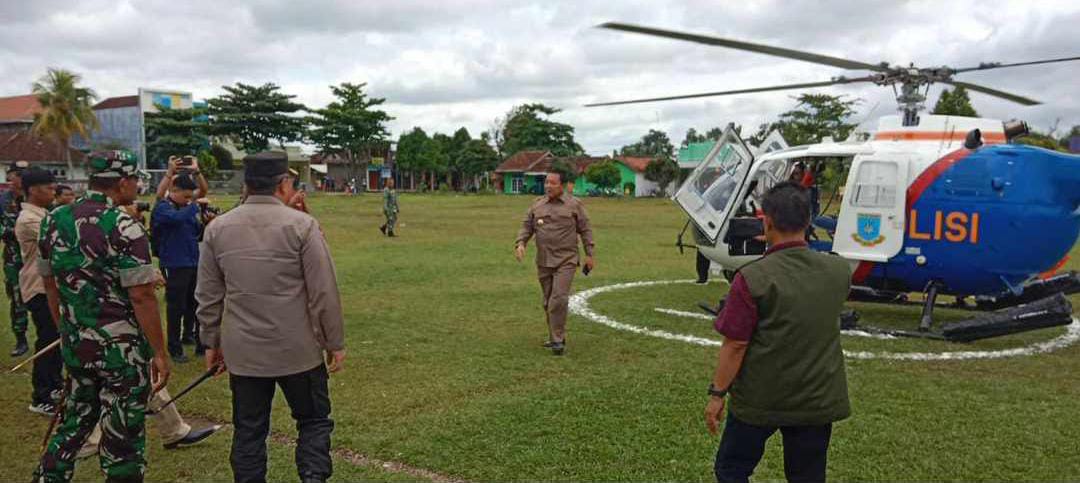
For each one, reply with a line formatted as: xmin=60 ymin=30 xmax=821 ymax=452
xmin=15 ymin=168 xmax=62 ymax=415
xmin=514 ymin=167 xmax=595 ymax=356
xmin=54 ymin=184 xmax=76 ymax=206
xmin=704 ymin=182 xmax=851 ymax=482
xmin=380 ymin=178 xmax=399 ymax=237
xmin=2 ymin=160 xmax=30 ymax=357
xmin=151 ymin=155 xmax=210 ymax=363
xmin=197 ymin=151 xmax=345 ymax=483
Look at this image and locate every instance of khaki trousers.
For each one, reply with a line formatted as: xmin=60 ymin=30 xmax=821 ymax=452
xmin=81 ymin=387 xmax=191 ymax=454
xmin=538 ymin=263 xmax=576 ymax=343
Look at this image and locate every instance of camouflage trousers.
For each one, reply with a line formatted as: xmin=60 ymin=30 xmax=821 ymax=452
xmin=383 ymin=209 xmax=398 ymax=232
xmin=4 ymin=262 xmax=28 ymax=337
xmin=34 ymin=332 xmax=152 ymax=483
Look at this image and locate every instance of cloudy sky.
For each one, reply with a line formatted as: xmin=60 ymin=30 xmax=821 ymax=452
xmin=2 ymin=0 xmax=1078 ymax=154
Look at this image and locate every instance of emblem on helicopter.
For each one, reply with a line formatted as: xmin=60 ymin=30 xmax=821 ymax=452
xmin=853 ymin=213 xmax=886 ymax=247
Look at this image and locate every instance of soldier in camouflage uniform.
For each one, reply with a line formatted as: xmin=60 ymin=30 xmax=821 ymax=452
xmin=2 ymin=160 xmax=30 ymax=356
xmin=34 ymin=150 xmax=171 ymax=483
xmin=379 ymin=177 xmax=399 ymax=237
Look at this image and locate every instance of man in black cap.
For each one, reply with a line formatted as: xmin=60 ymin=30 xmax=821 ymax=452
xmin=2 ymin=160 xmax=31 ymax=356
xmin=198 ymin=151 xmax=345 ymax=483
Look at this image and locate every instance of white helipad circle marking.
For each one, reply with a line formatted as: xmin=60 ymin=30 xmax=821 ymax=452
xmin=569 ymin=280 xmax=1080 ymax=361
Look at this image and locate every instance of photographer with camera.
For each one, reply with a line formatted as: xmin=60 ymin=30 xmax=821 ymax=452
xmin=150 ymin=155 xmax=210 ymax=363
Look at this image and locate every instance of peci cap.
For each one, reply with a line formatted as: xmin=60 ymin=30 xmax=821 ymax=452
xmin=243 ymin=151 xmax=289 ymax=179
xmin=20 ymin=167 xmax=55 ymax=188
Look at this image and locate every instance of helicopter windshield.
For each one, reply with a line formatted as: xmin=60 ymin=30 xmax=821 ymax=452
xmin=691 ymin=143 xmax=743 ymax=211
xmin=673 ymin=126 xmax=755 ymax=241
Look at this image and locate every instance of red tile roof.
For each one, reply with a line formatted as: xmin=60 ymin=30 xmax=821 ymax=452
xmin=0 ymin=130 xmax=87 ymax=164
xmin=531 ymin=156 xmax=607 ymax=175
xmin=616 ymin=156 xmax=654 ymax=173
xmin=93 ymin=95 xmax=139 ymax=110
xmin=0 ymin=94 xmax=42 ymax=123
xmin=495 ymin=150 xmax=550 ymax=173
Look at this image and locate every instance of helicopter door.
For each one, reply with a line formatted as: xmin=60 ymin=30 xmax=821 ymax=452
xmin=832 ymin=155 xmax=909 ymax=262
xmin=673 ymin=126 xmax=754 ymax=241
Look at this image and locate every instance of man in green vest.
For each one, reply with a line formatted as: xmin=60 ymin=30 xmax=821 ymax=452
xmin=703 ymin=181 xmax=851 ymax=482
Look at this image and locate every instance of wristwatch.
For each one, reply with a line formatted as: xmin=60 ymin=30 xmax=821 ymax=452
xmin=708 ymin=384 xmax=728 ymax=398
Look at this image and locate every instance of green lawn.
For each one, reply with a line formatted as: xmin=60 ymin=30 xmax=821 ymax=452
xmin=1 ymin=194 xmax=1078 ymax=481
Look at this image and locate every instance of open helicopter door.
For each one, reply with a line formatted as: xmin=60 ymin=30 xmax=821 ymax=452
xmin=673 ymin=126 xmax=754 ymax=241
xmin=754 ymin=129 xmax=788 ymax=156
xmin=832 ymin=154 xmax=909 ymax=261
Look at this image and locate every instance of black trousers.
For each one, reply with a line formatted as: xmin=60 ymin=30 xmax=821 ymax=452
xmin=696 ymin=250 xmax=711 ymax=282
xmin=714 ymin=412 xmax=832 ymax=483
xmin=26 ymin=294 xmax=62 ymax=404
xmin=230 ymin=364 xmax=334 ymax=483
xmin=163 ymin=267 xmax=198 ymax=357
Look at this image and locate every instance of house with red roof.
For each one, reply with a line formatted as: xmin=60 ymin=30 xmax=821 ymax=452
xmin=0 ymin=94 xmax=88 ymax=183
xmin=494 ymin=150 xmax=668 ymax=196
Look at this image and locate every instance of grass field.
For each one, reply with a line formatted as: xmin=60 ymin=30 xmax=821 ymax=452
xmin=1 ymin=193 xmax=1078 ymax=481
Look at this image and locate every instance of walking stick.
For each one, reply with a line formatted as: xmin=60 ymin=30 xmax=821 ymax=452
xmin=10 ymin=339 xmax=61 ymax=373
xmin=40 ymin=375 xmax=70 ymax=455
xmin=148 ymin=364 xmax=220 ymax=415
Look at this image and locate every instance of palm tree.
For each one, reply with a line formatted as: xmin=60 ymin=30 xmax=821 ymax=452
xmin=31 ymin=68 xmax=99 ymax=178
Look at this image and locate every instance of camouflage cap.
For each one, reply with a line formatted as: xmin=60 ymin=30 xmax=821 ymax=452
xmin=88 ymin=150 xmax=147 ymax=179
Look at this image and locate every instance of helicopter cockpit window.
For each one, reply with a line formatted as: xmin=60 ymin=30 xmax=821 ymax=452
xmin=851 ymin=160 xmax=898 ymax=208
xmin=691 ymin=143 xmax=745 ymax=212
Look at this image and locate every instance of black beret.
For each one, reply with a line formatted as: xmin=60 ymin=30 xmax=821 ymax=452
xmin=243 ymin=151 xmax=289 ymax=178
xmin=7 ymin=160 xmax=30 ymax=173
xmin=21 ymin=168 xmax=55 ymax=188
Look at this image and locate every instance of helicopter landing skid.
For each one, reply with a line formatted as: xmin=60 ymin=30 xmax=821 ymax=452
xmin=974 ymin=271 xmax=1080 ymax=311
xmin=851 ymin=293 xmax=1074 ymax=343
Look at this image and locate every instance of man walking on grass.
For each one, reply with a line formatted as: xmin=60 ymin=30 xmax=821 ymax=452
xmin=198 ymin=151 xmax=346 ymax=483
xmin=514 ymin=165 xmax=595 ymax=356
xmin=704 ymin=182 xmax=851 ymax=482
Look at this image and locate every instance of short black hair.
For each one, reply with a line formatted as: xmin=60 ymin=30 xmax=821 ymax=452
xmin=761 ymin=181 xmax=811 ymax=233
xmin=56 ymin=184 xmax=73 ymax=194
xmin=21 ymin=168 xmax=55 ymax=189
xmin=172 ymin=174 xmax=198 ymax=191
xmin=88 ymin=177 xmax=121 ymax=191
xmin=548 ymin=160 xmax=575 ymax=184
xmin=245 ymin=174 xmax=287 ymax=196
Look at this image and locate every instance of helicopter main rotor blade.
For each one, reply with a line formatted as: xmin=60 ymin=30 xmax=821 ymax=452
xmin=952 ymin=55 xmax=1080 ymax=74
xmin=942 ymin=80 xmax=1040 ymax=106
xmin=585 ymin=77 xmax=873 ymax=107
xmin=598 ymin=22 xmax=889 ymax=73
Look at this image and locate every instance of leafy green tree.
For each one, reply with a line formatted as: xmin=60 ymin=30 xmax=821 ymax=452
xmin=396 ymin=127 xmax=429 ymax=186
xmin=681 ymin=128 xmax=705 ymax=147
xmin=932 ymin=86 xmax=979 ymax=117
xmin=643 ymin=155 xmax=679 ymax=195
xmin=620 ymin=129 xmax=675 ymax=158
xmin=585 ymin=160 xmax=621 ymax=194
xmin=704 ymin=127 xmax=724 ymax=140
xmin=208 ymin=82 xmax=308 ymax=154
xmin=755 ymin=94 xmax=860 ymax=146
xmin=144 ymin=106 xmax=209 ymax=169
xmin=498 ymin=104 xmax=583 ymax=157
xmin=196 ymin=149 xmax=218 ymax=179
xmin=31 ymin=68 xmax=99 ymax=176
xmin=308 ymin=82 xmax=393 ymax=186
xmin=209 ymin=144 xmax=234 ymax=170
xmin=1015 ymin=130 xmax=1068 ymax=152
xmin=458 ymin=138 xmax=500 ymax=190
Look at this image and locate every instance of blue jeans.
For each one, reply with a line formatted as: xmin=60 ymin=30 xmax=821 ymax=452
xmin=714 ymin=412 xmax=832 ymax=482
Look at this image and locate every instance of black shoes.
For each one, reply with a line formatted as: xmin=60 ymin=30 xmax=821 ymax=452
xmin=10 ymin=334 xmax=28 ymax=357
xmin=379 ymin=224 xmax=387 ymax=235
xmin=551 ymin=342 xmax=565 ymax=356
xmin=163 ymin=424 xmax=223 ymax=450
xmin=28 ymin=400 xmax=56 ymax=416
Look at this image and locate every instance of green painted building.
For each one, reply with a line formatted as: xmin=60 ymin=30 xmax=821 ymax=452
xmin=494 ymin=151 xmax=660 ymax=197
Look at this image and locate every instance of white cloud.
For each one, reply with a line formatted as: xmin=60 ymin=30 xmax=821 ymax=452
xmin=1 ymin=0 xmax=1077 ymax=154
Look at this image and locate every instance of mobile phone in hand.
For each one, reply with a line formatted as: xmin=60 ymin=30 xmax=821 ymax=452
xmin=583 ymin=264 xmax=591 ymax=276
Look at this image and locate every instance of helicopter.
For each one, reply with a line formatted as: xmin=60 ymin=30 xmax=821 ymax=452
xmin=588 ymin=23 xmax=1080 ymax=342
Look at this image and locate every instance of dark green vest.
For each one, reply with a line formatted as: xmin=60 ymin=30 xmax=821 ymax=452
xmin=730 ymin=246 xmax=852 ymax=427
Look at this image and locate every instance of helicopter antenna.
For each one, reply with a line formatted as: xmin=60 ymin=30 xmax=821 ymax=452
xmin=588 ymin=23 xmax=1080 ymax=127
